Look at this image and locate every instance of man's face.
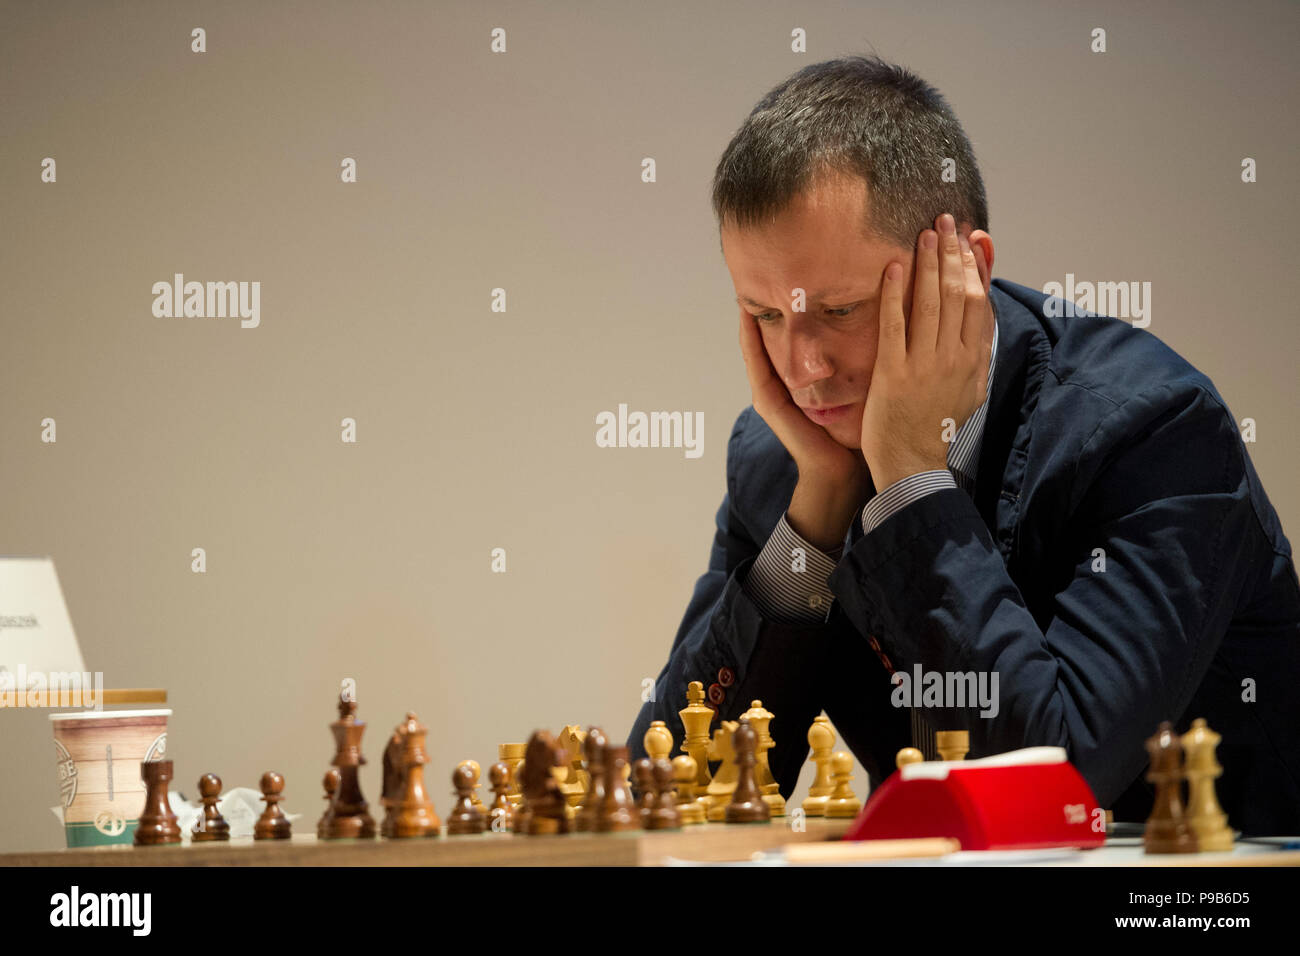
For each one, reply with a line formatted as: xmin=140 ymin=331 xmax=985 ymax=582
xmin=721 ymin=173 xmax=916 ymax=451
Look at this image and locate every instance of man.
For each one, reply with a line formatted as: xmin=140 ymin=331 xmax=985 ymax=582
xmin=627 ymin=55 xmax=1300 ymax=834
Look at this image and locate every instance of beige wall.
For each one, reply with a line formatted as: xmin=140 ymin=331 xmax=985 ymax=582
xmin=2 ymin=0 xmax=1296 ymax=852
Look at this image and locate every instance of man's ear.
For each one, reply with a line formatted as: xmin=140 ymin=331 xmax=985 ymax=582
xmin=962 ymin=228 xmax=994 ymax=292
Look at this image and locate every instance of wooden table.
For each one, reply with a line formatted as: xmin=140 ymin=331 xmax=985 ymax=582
xmin=6 ymin=822 xmax=1299 ymax=866
xmin=1 ymin=818 xmax=853 ymax=867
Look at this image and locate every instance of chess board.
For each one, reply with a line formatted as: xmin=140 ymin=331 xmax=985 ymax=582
xmin=6 ymin=818 xmax=849 ymax=866
xmin=6 ymin=824 xmax=1300 ymax=867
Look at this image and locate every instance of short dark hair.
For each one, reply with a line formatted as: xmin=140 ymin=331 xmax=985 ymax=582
xmin=711 ymin=55 xmax=988 ymax=249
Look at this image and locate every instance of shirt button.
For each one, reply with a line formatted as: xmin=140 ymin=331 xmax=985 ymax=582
xmin=716 ymin=667 xmax=735 ymax=688
xmin=707 ymin=682 xmax=726 ymax=706
xmin=808 ymin=594 xmax=824 ymax=610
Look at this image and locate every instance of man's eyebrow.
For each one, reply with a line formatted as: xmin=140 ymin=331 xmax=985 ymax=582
xmin=736 ymin=291 xmax=875 ymax=308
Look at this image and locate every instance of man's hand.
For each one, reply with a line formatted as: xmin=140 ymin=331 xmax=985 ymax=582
xmin=860 ymin=213 xmax=995 ymax=492
xmin=738 ymin=305 xmax=872 ymax=552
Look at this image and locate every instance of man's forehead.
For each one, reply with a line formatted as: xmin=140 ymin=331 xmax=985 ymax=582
xmin=724 ymin=230 xmax=906 ymax=297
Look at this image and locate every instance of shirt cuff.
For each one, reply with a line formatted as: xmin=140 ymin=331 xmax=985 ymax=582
xmin=742 ymin=511 xmax=842 ymax=623
xmin=861 ymin=470 xmax=957 ymax=535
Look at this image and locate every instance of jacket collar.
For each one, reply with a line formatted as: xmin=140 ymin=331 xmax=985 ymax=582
xmin=972 ymin=280 xmax=1053 ymax=551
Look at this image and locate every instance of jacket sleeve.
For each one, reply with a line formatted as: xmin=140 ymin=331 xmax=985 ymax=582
xmin=626 ymin=407 xmax=833 ymax=797
xmin=827 ymin=382 xmax=1261 ymax=807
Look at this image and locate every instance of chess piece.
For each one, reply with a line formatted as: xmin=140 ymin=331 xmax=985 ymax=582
xmin=935 ymin=730 xmax=969 ymax=762
xmin=556 ymin=726 xmax=589 ymax=812
xmin=381 ymin=713 xmax=441 ymax=838
xmin=640 ymin=723 xmax=675 ymax=816
xmin=323 ymin=692 xmax=377 ymax=839
xmin=679 ymin=681 xmax=714 ymax=794
xmin=576 ymin=728 xmax=608 ymax=832
xmin=895 ymin=747 xmax=924 ymax=769
xmin=1182 ymin=718 xmax=1233 ymax=852
xmin=454 ymin=759 xmax=487 ymax=821
xmin=461 ymin=759 xmax=488 ymax=819
xmin=705 ymin=720 xmax=741 ymax=822
xmin=634 ymin=758 xmax=658 ymax=827
xmin=644 ymin=720 xmax=673 ymax=765
xmin=134 ymin=760 xmax=181 ymax=845
xmin=824 ymin=752 xmax=862 ymax=818
xmin=802 ymin=716 xmax=836 ymax=816
xmin=671 ymin=755 xmax=706 ymax=824
xmin=447 ymin=763 xmax=487 ymax=834
xmin=516 ymin=730 xmax=571 ymax=835
xmin=487 ymin=761 xmax=515 ymax=832
xmin=650 ymin=759 xmax=682 ymax=830
xmin=498 ymin=743 xmax=526 ymax=808
xmin=742 ymin=700 xmax=785 ymax=815
xmin=192 ymin=772 xmax=230 ymax=842
xmin=599 ymin=745 xmax=639 ymax=831
xmin=253 ymin=771 xmax=292 ymax=840
xmin=726 ymin=719 xmax=771 ymax=823
xmin=317 ymin=769 xmax=340 ymax=838
xmin=1143 ymin=721 xmax=1197 ymax=853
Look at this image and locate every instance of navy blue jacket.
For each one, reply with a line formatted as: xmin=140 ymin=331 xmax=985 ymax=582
xmin=628 ymin=278 xmax=1300 ymax=835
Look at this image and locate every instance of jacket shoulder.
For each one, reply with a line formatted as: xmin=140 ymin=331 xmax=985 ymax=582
xmin=993 ymin=278 xmax=1222 ymax=407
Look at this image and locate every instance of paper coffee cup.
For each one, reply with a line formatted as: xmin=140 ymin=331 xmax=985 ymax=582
xmin=49 ymin=709 xmax=171 ymax=847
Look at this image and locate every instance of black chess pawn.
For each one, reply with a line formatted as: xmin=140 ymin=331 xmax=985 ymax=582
xmin=600 ymin=745 xmax=639 ymax=832
xmin=726 ymin=719 xmax=771 ymax=823
xmin=487 ymin=762 xmax=514 ymax=832
xmin=1143 ymin=722 xmax=1196 ymax=854
xmin=192 ymin=772 xmax=230 ymax=842
xmin=253 ymin=771 xmax=292 ymax=840
xmin=447 ymin=764 xmax=486 ymax=834
xmin=634 ymin=757 xmax=658 ymax=827
xmin=651 ymin=759 xmax=682 ymax=830
xmin=575 ymin=728 xmax=608 ymax=832
xmin=317 ymin=768 xmax=340 ymax=839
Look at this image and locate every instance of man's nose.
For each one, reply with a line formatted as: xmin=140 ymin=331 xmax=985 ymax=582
xmin=781 ymin=327 xmax=833 ymax=392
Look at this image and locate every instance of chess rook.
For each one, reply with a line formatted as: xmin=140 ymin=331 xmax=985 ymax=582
xmin=134 ymin=760 xmax=181 ymax=846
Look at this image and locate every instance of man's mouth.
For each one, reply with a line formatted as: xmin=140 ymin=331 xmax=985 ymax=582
xmin=802 ymin=403 xmax=853 ymax=425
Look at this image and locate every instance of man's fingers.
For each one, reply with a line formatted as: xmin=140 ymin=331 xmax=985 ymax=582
xmin=736 ymin=305 xmax=846 ymax=468
xmin=912 ymin=226 xmax=941 ymax=354
xmin=938 ymin=214 xmax=967 ymax=354
xmin=959 ymin=234 xmax=986 ymax=351
xmin=738 ymin=307 xmax=779 ymax=401
xmin=737 ymin=307 xmax=800 ymax=421
xmin=878 ymin=261 xmax=907 ymax=368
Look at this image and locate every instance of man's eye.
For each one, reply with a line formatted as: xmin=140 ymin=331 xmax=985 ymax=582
xmin=755 ymin=305 xmax=856 ymax=323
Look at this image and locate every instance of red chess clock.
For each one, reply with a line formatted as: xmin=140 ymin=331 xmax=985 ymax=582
xmin=842 ymin=747 xmax=1107 ymax=850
